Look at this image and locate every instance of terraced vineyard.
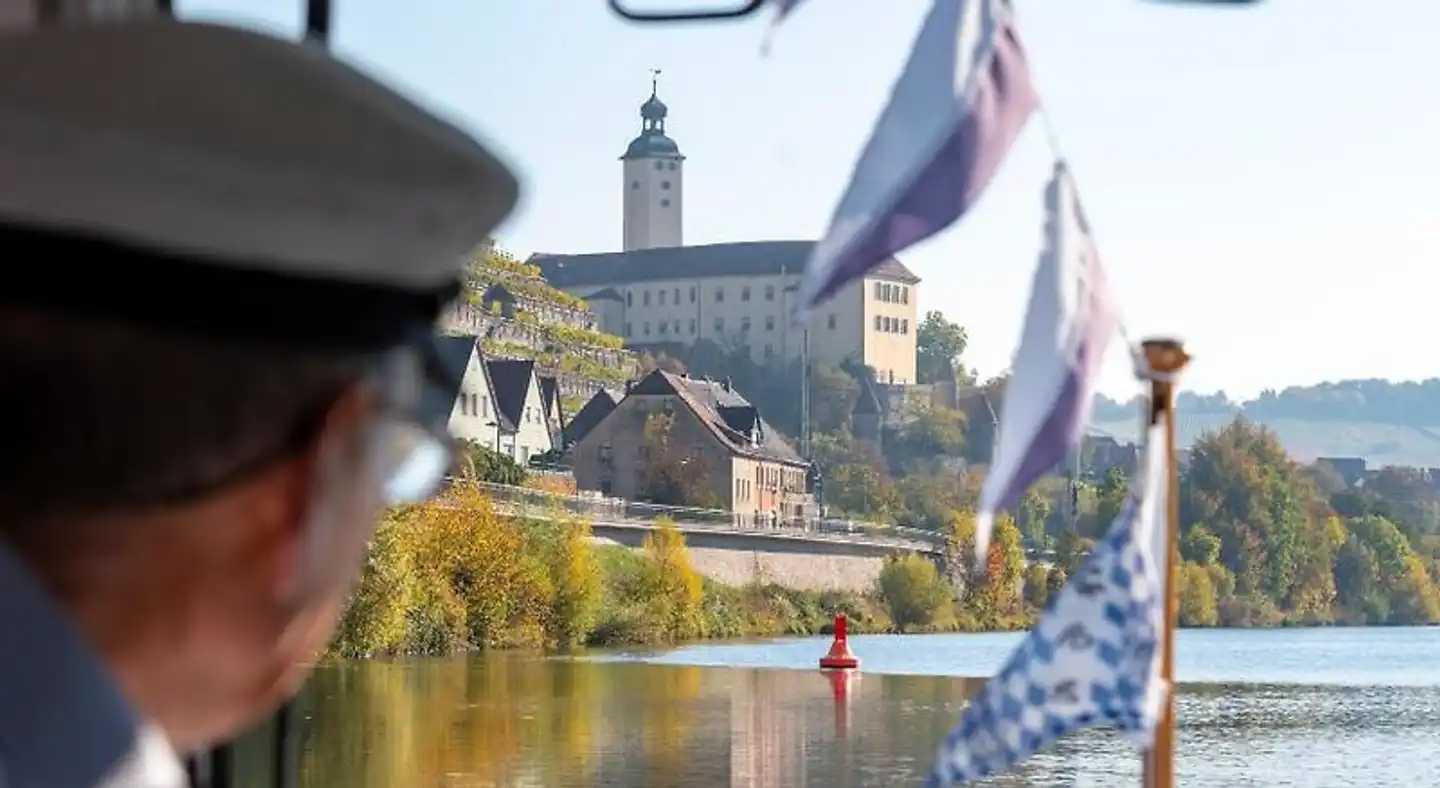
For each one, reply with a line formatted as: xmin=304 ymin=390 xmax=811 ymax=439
xmin=439 ymin=243 xmax=637 ymax=403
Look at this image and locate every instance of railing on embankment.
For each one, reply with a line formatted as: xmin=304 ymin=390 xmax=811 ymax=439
xmin=457 ymin=480 xmax=946 ymax=554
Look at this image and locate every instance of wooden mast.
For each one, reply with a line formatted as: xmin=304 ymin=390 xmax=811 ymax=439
xmin=1140 ymin=338 xmax=1190 ymax=788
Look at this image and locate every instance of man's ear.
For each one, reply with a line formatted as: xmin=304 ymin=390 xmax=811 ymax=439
xmin=252 ymin=385 xmax=375 ymax=605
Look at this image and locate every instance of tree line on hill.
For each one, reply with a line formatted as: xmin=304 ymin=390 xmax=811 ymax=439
xmin=1094 ymin=378 xmax=1440 ymax=426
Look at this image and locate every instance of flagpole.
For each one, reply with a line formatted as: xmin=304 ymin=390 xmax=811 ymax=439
xmin=1140 ymin=338 xmax=1189 ymax=788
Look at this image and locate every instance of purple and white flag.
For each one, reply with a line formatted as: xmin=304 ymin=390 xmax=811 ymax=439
xmin=929 ymin=422 xmax=1170 ymax=785
xmin=973 ymin=162 xmax=1118 ymax=563
xmin=793 ymin=0 xmax=1037 ymax=323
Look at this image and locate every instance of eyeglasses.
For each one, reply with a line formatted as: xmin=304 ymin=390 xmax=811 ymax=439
xmin=371 ymin=418 xmax=453 ymax=504
xmin=367 ymin=335 xmax=464 ymax=505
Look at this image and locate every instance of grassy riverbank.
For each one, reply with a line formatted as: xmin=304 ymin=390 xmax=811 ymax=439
xmin=328 ymin=488 xmax=1035 ymax=659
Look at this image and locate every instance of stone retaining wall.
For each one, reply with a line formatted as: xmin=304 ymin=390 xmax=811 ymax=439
xmin=590 ymin=523 xmax=923 ymax=593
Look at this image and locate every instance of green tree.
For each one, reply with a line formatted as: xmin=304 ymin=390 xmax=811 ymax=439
xmin=1180 ymin=523 xmax=1222 ymax=566
xmin=1018 ymin=487 xmax=1052 ymax=549
xmin=1364 ymin=466 xmax=1440 ymax=540
xmin=878 ymin=554 xmax=952 ymax=630
xmin=1333 ymin=535 xmax=1387 ymax=623
xmin=811 ymin=435 xmax=901 ymax=518
xmin=1345 ymin=514 xmax=1440 ymax=624
xmin=916 ymin=311 xmax=975 ymax=385
xmin=1180 ymin=418 xmax=1319 ymax=603
xmin=1022 ymin=563 xmax=1051 ymax=610
xmin=1177 ymin=561 xmax=1219 ymax=627
xmin=1092 ymin=467 xmax=1129 ymax=531
xmin=889 ymin=404 xmax=967 ymax=464
xmin=457 ymin=441 xmax=528 ymax=486
xmin=895 ymin=466 xmax=969 ymax=531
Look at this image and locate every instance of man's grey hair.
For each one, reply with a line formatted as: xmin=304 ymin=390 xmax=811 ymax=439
xmin=0 ymin=309 xmax=374 ymax=537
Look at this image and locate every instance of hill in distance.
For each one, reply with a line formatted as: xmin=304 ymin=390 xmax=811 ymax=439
xmin=1087 ymin=379 xmax=1440 ymax=468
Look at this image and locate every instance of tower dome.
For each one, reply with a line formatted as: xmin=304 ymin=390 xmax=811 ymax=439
xmin=621 ymin=70 xmax=682 ymax=161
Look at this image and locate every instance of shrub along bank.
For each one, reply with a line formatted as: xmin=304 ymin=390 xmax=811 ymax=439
xmin=328 ymin=488 xmax=1037 ymax=659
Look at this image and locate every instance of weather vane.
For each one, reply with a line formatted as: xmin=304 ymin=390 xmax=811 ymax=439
xmin=650 ymin=68 xmax=661 ymax=95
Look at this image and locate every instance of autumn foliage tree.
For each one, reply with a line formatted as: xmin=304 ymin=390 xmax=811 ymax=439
xmin=1177 ymin=417 xmax=1440 ymax=627
xmin=877 ymin=554 xmax=952 ymax=631
xmin=640 ymin=518 xmax=705 ymax=641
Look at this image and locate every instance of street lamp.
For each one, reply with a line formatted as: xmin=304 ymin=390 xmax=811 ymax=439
xmin=484 ymin=420 xmax=501 ymax=455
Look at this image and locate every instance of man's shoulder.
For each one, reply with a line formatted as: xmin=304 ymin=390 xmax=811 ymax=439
xmin=0 ymin=546 xmax=176 ymax=788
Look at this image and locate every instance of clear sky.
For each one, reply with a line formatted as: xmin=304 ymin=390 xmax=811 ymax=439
xmin=184 ymin=0 xmax=1439 ymax=400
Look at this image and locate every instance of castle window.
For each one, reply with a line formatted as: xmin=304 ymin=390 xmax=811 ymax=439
xmin=874 ymin=316 xmax=882 ymax=331
xmin=643 ymin=290 xmax=651 ymax=306
xmin=765 ymin=316 xmax=775 ymax=331
xmin=631 ymin=180 xmax=640 ymax=190
xmin=659 ymin=290 xmax=667 ymax=305
xmin=660 ymin=198 xmax=670 ymax=207
xmin=643 ymin=321 xmax=651 ymax=336
xmin=654 ymin=161 xmax=663 ymax=170
xmin=741 ymin=286 xmax=751 ymax=302
xmin=827 ymin=314 xmax=837 ymax=330
xmin=668 ymin=161 xmax=677 ymax=170
xmin=715 ymin=288 xmax=724 ymax=303
xmin=741 ymin=316 xmax=751 ymax=332
xmin=626 ymin=291 xmax=633 ymax=307
xmin=689 ymin=287 xmax=696 ymax=303
xmin=765 ymin=284 xmax=775 ymax=301
xmin=901 ymin=286 xmax=910 ymax=304
xmin=688 ymin=318 xmax=696 ymax=334
xmin=714 ymin=316 xmax=725 ymax=332
xmin=625 ymin=322 xmax=633 ymax=336
xmin=661 ymin=180 xmax=671 ymax=190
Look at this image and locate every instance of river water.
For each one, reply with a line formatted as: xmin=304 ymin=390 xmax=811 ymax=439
xmin=234 ymin=627 xmax=1440 ymax=787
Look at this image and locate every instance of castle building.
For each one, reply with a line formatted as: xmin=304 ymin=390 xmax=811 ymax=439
xmin=534 ymin=76 xmax=921 ymax=385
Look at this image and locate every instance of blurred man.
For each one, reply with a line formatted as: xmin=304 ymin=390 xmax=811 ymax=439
xmin=0 ymin=14 xmax=518 ymax=787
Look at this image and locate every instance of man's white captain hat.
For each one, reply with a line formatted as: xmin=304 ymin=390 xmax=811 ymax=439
xmin=0 ymin=9 xmax=520 ymax=350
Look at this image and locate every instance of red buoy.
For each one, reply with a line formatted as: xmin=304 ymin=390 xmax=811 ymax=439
xmin=818 ymin=614 xmax=861 ymax=670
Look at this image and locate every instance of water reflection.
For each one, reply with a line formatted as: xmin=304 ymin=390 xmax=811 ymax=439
xmin=229 ymin=653 xmax=1440 ymax=787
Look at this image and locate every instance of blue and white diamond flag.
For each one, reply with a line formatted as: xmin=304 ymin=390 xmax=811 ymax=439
xmin=928 ymin=420 xmax=1170 ymax=786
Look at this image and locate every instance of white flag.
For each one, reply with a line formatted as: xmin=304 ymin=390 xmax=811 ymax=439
xmin=973 ymin=161 xmax=1117 ymax=564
